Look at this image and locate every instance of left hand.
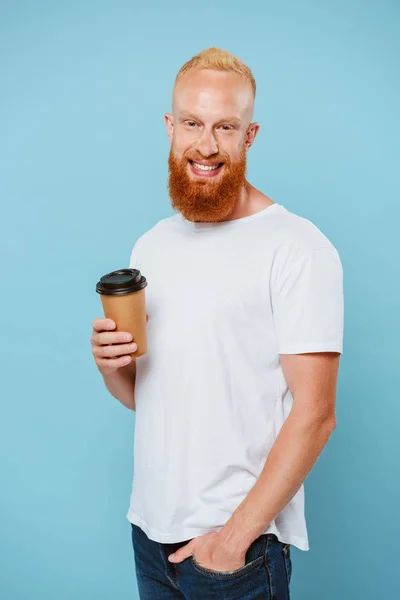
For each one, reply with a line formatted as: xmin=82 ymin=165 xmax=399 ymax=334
xmin=168 ymin=531 xmax=247 ymax=573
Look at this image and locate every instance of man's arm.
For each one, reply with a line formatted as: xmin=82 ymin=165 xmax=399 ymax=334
xmin=218 ymin=351 xmax=340 ymax=553
xmin=100 ymin=314 xmax=150 ymax=411
xmin=102 ymin=361 xmax=137 ymax=411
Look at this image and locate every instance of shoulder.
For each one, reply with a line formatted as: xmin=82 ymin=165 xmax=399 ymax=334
xmin=131 ymin=214 xmax=177 ymax=251
xmin=268 ymin=205 xmax=342 ymax=278
xmin=273 ymin=205 xmax=337 ymax=253
xmin=272 ymin=206 xmax=337 ymax=266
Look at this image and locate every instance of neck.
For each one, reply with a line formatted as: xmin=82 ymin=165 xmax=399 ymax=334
xmin=223 ymin=181 xmax=276 ymax=222
xmin=222 ymin=180 xmax=252 ymax=222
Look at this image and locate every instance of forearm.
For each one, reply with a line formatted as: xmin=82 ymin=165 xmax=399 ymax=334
xmin=101 ymin=361 xmax=137 ymax=411
xmin=219 ymin=407 xmax=336 ymax=553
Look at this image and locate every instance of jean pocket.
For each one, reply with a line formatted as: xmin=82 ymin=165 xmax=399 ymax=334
xmin=189 ymin=534 xmax=267 ymax=580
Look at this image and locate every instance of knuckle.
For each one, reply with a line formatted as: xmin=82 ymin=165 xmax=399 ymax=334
xmin=98 ymin=334 xmax=106 ymax=346
xmin=102 ymin=344 xmax=111 ymax=356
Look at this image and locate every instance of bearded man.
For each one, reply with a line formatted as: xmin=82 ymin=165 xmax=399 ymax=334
xmin=91 ymin=46 xmax=344 ymax=600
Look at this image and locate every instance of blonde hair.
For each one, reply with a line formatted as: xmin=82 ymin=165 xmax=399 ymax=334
xmin=173 ymin=47 xmax=256 ymax=98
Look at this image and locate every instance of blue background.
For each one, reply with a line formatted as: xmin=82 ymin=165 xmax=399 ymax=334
xmin=1 ymin=1 xmax=399 ymax=598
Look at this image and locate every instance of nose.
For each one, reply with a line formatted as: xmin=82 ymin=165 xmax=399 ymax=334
xmin=195 ymin=128 xmax=219 ymax=157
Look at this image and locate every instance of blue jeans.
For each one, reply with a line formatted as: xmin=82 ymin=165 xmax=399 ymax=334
xmin=130 ymin=522 xmax=292 ymax=599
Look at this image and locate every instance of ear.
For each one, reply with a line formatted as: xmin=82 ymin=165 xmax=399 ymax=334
xmin=245 ymin=122 xmax=260 ymax=149
xmin=164 ymin=113 xmax=174 ymax=143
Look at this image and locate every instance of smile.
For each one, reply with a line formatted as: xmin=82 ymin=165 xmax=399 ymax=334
xmin=189 ymin=160 xmax=224 ymax=177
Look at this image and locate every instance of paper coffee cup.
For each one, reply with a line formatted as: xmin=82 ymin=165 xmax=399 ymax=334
xmin=96 ymin=268 xmax=148 ymax=358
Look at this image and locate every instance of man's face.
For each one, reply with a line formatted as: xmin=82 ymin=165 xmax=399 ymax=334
xmin=165 ymin=69 xmax=256 ymax=223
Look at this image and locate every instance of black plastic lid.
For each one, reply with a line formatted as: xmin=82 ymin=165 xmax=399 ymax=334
xmin=96 ymin=268 xmax=147 ymax=296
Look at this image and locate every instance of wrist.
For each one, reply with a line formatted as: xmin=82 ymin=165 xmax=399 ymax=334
xmin=218 ymin=519 xmax=259 ymax=557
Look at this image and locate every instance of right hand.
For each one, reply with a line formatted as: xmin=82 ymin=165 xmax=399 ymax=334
xmin=91 ymin=318 xmax=142 ymax=375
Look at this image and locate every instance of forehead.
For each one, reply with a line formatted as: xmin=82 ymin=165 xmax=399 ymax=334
xmin=173 ymin=69 xmax=253 ymax=123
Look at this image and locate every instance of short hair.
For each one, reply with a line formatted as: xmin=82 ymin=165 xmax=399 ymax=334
xmin=173 ymin=47 xmax=256 ymax=99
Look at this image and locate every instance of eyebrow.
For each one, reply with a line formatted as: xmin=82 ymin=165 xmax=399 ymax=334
xmin=178 ymin=111 xmax=241 ymax=125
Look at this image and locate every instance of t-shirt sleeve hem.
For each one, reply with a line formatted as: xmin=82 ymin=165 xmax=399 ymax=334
xmin=278 ymin=342 xmax=343 ymax=354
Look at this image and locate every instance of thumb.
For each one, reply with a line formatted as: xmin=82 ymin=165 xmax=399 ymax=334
xmin=168 ymin=541 xmax=195 ymax=563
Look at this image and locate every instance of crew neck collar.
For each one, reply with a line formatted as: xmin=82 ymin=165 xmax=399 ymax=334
xmin=177 ymin=202 xmax=284 ymax=231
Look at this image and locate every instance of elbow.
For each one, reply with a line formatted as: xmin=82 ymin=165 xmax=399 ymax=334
xmin=322 ymin=414 xmax=336 ymax=434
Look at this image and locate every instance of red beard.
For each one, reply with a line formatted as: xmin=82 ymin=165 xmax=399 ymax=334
xmin=168 ymin=145 xmax=247 ymax=223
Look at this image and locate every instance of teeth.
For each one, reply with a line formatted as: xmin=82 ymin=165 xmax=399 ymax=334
xmin=192 ymin=161 xmax=221 ymax=171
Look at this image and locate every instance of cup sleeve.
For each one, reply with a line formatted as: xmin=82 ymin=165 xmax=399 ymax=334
xmin=271 ymin=246 xmax=344 ymax=354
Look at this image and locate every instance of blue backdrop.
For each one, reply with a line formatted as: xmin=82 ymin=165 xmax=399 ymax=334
xmin=1 ymin=1 xmax=399 ymax=598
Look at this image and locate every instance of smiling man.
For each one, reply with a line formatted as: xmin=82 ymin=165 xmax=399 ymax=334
xmin=93 ymin=47 xmax=344 ymax=600
xmin=166 ymin=64 xmax=255 ymax=224
xmin=166 ymin=59 xmax=267 ymax=225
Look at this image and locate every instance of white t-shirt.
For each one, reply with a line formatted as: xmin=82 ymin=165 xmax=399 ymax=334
xmin=126 ymin=202 xmax=344 ymax=552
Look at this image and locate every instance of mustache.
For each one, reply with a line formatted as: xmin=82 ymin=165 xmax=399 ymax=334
xmin=184 ymin=154 xmax=228 ymax=165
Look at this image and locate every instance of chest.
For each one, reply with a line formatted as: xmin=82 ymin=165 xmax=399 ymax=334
xmin=142 ymin=234 xmax=273 ymax=330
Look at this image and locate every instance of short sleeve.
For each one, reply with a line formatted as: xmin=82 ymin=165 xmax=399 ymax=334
xmin=271 ymin=246 xmax=344 ymax=354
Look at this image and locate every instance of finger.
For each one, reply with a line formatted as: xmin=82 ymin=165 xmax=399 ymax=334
xmin=97 ymin=355 xmax=132 ymax=370
xmin=95 ymin=342 xmax=137 ymax=358
xmin=94 ymin=331 xmax=133 ymax=346
xmin=168 ymin=541 xmax=195 ymax=563
xmin=92 ymin=318 xmax=116 ymax=333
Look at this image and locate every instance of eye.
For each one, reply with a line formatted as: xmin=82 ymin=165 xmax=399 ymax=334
xmin=219 ymin=125 xmax=234 ymax=131
xmin=186 ymin=121 xmax=197 ymax=127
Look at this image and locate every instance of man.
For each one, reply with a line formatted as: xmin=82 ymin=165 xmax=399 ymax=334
xmin=91 ymin=47 xmax=344 ymax=599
